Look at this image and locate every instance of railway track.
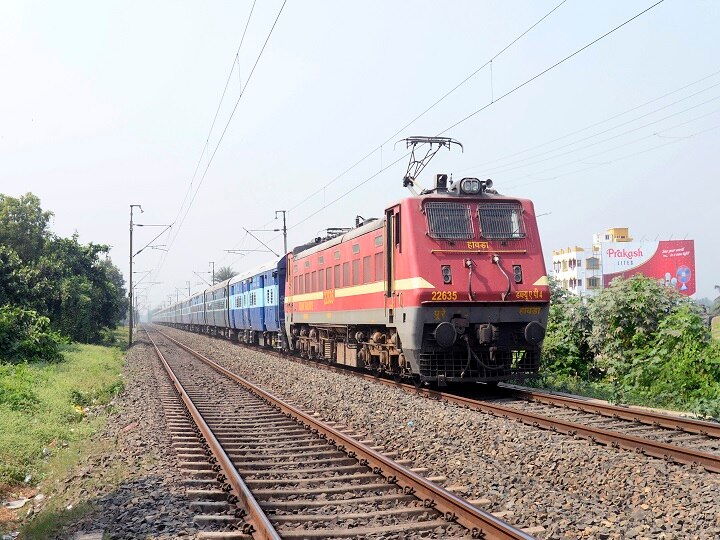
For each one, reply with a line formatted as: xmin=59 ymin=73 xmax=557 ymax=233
xmin=408 ymin=384 xmax=720 ymax=474
xmin=145 ymin=327 xmax=534 ymax=539
xmin=156 ymin=324 xmax=720 ymax=475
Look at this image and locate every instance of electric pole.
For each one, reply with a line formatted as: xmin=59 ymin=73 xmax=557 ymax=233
xmin=210 ymin=261 xmax=215 ymax=284
xmin=129 ymin=204 xmax=143 ymax=347
xmin=275 ymin=210 xmax=288 ymax=254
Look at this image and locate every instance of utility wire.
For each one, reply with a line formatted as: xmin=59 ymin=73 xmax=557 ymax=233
xmin=479 ymin=93 xmax=720 ymax=176
xmin=222 ymin=0 xmax=570 ymax=262
xmin=150 ymin=1 xmax=286 ymax=302
xmin=160 ymin=0 xmax=287 ymax=264
xmin=169 ymin=1 xmax=258 ymax=239
xmin=283 ymin=0 xmax=570 ymax=215
xmin=505 ymin=121 xmax=720 ymax=191
xmin=278 ymin=0 xmax=665 ymax=239
xmin=500 ymin=107 xmax=720 ymax=184
xmin=465 ymin=79 xmax=720 ymax=174
xmin=438 ymin=0 xmax=666 ymax=135
xmin=459 ymin=68 xmax=720 ymax=170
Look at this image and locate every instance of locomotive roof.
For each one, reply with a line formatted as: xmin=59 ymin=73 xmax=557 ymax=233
xmin=292 ymin=218 xmax=384 ymax=260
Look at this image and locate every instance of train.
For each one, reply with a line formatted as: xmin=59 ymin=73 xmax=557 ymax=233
xmin=153 ymin=139 xmax=550 ymax=385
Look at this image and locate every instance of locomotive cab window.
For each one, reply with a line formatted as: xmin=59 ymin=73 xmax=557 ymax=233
xmin=478 ymin=202 xmax=525 ymax=239
xmin=425 ymin=202 xmax=474 ymax=239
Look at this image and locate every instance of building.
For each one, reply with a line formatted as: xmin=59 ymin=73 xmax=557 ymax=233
xmin=551 ymin=228 xmax=696 ymax=297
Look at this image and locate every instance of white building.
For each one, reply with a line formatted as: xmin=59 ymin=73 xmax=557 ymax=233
xmin=551 ymin=228 xmax=631 ymax=296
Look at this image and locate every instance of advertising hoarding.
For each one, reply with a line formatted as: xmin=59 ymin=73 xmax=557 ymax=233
xmin=601 ymin=240 xmax=695 ymax=296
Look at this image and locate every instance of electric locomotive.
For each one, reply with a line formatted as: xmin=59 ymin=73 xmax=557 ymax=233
xmin=154 ymin=137 xmax=549 ymax=385
xmin=284 ymin=137 xmax=549 ymax=385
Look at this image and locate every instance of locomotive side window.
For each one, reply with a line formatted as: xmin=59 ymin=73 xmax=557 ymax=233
xmin=478 ymin=202 xmax=525 ymax=239
xmin=374 ymin=252 xmax=384 ymax=280
xmin=352 ymin=259 xmax=360 ymax=285
xmin=334 ymin=265 xmax=341 ymax=289
xmin=304 ymin=274 xmax=310 ymax=293
xmin=343 ymin=262 xmax=350 ymax=287
xmin=326 ymin=267 xmax=332 ymax=289
xmin=311 ymin=271 xmax=317 ymax=292
xmin=362 ymin=256 xmax=372 ymax=284
xmin=425 ymin=201 xmax=474 ymax=239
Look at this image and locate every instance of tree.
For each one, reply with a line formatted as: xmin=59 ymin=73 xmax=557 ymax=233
xmin=34 ymin=235 xmax=127 ymax=343
xmin=0 ymin=193 xmax=52 ymax=263
xmin=0 ymin=246 xmax=33 ymax=307
xmin=214 ymin=266 xmax=237 ymax=283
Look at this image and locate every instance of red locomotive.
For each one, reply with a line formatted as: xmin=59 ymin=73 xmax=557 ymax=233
xmin=284 ymin=137 xmax=549 ymax=385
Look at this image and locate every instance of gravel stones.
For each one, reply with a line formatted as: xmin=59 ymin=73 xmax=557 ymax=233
xmin=161 ymin=327 xmax=720 ymax=539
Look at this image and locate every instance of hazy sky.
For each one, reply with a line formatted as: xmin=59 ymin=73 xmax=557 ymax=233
xmin=1 ymin=1 xmax=718 ymax=309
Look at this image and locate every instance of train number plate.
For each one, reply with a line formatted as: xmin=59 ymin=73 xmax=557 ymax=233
xmin=430 ymin=291 xmax=458 ymax=301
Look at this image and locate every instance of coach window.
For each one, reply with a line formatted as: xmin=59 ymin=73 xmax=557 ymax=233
xmin=304 ymin=273 xmax=310 ymax=294
xmin=334 ymin=264 xmax=341 ymax=289
xmin=311 ymin=271 xmax=317 ymax=292
xmin=352 ymin=259 xmax=360 ymax=285
xmin=343 ymin=262 xmax=350 ymax=287
xmin=362 ymin=256 xmax=372 ymax=284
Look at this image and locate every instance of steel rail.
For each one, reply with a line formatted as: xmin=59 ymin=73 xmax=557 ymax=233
xmin=154 ymin=323 xmax=720 ymax=473
xmin=500 ymin=385 xmax=720 ymax=438
xmin=406 ymin=387 xmax=720 ymax=474
xmin=155 ymin=327 xmax=535 ymax=540
xmin=145 ymin=329 xmax=281 ymax=540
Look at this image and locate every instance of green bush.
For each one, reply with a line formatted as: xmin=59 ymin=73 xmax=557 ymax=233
xmin=0 ymin=305 xmax=64 ymax=363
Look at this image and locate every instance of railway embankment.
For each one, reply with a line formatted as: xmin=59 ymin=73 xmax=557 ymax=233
xmin=161 ymin=326 xmax=720 ymax=539
xmin=1 ymin=336 xmax=198 ymax=539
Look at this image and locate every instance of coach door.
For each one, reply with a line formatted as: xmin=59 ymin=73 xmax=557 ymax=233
xmin=385 ymin=206 xmax=400 ymax=323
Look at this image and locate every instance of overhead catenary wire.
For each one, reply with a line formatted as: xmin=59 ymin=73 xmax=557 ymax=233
xmin=499 ymin=107 xmax=720 ymax=186
xmin=168 ymin=0 xmax=259 ymax=242
xmin=475 ymin=93 xmax=720 ymax=177
xmin=504 ymin=121 xmax=720 ymax=191
xmin=166 ymin=0 xmax=287 ymax=253
xmin=153 ymin=0 xmax=287 ymax=287
xmin=458 ymin=68 xmax=720 ymax=171
xmin=463 ymin=79 xmax=720 ymax=175
xmin=275 ymin=0 xmax=666 ymax=240
xmin=147 ymin=1 xmax=286 ymax=304
xmin=221 ymin=0 xmax=571 ymax=264
xmin=438 ymin=0 xmax=666 ymax=136
xmin=282 ymin=0 xmax=571 ymax=216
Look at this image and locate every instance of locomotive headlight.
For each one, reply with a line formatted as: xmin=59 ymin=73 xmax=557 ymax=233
xmin=512 ymin=265 xmax=523 ymax=284
xmin=459 ymin=177 xmax=481 ymax=194
xmin=441 ymin=265 xmax=452 ymax=284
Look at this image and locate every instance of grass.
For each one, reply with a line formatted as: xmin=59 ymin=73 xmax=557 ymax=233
xmin=0 ymin=327 xmax=126 ymax=490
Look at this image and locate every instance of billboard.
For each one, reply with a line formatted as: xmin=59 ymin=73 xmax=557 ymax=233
xmin=601 ymin=240 xmax=695 ymax=296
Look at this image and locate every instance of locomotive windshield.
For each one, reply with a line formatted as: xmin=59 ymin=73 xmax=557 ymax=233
xmin=478 ymin=202 xmax=525 ymax=239
xmin=424 ymin=201 xmax=474 ymax=239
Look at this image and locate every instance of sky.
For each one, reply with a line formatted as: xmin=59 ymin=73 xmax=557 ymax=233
xmin=1 ymin=0 xmax=719 ymax=311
